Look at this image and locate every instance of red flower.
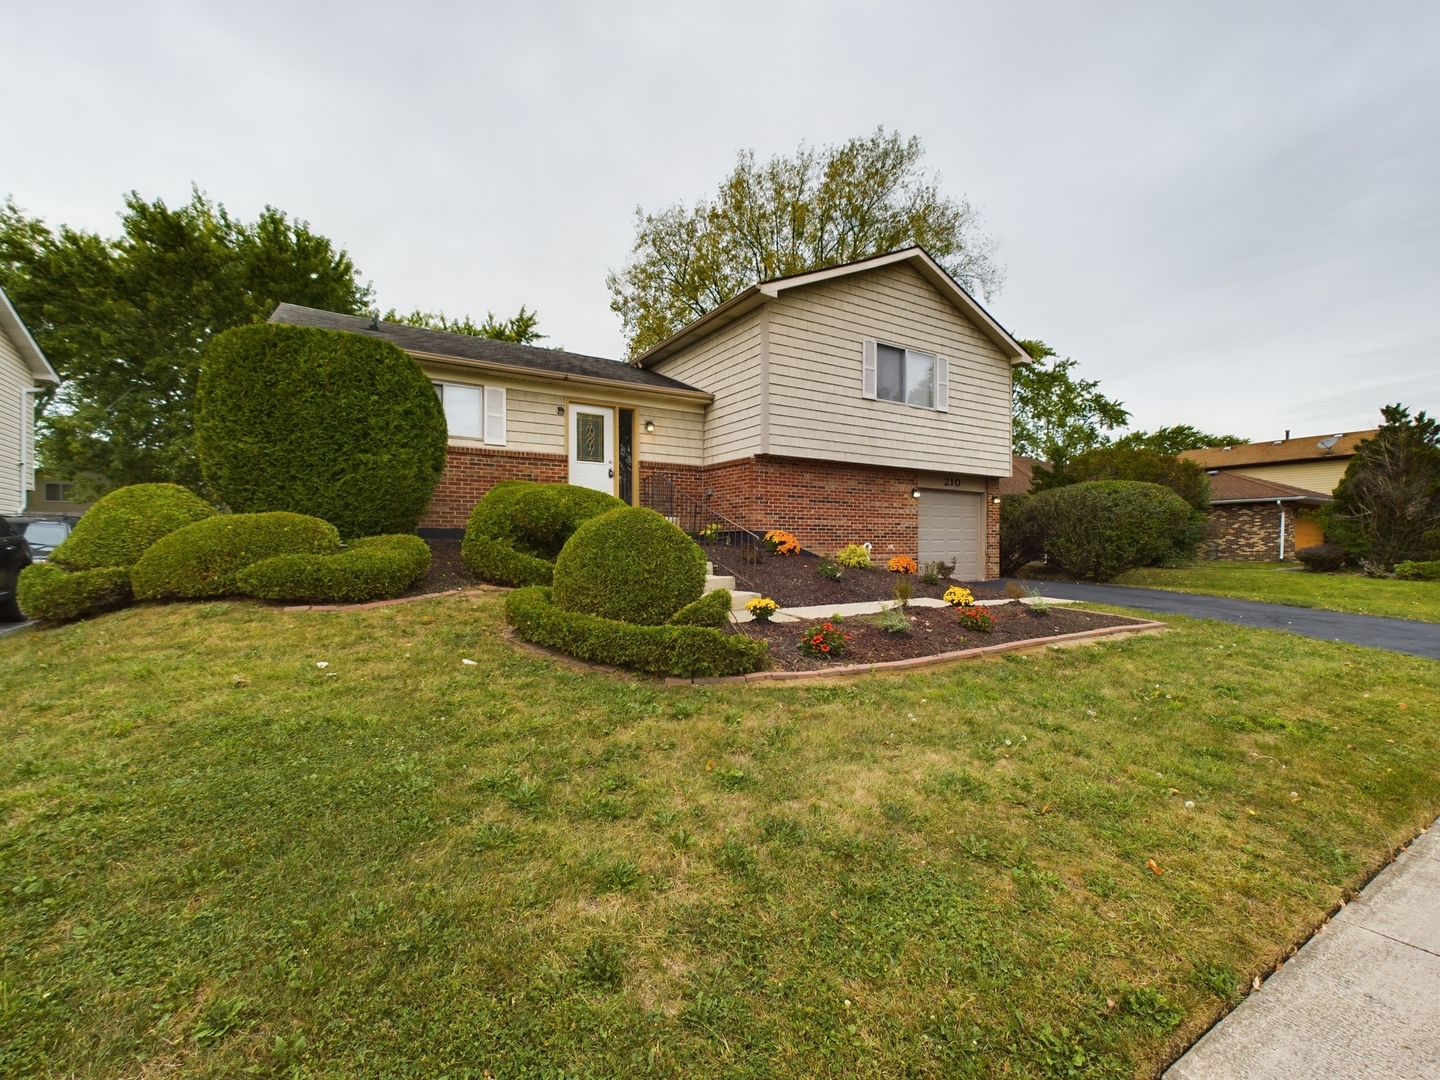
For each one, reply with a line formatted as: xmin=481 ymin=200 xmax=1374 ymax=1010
xmin=820 ymin=644 xmax=830 ymax=652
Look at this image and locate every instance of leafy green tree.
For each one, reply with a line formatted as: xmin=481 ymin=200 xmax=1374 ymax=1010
xmin=1011 ymin=340 xmax=1130 ymax=470
xmin=1030 ymin=444 xmax=1212 ymax=509
xmin=1114 ymin=425 xmax=1245 ymax=456
xmin=607 ymin=128 xmax=1003 ymax=357
xmin=384 ymin=305 xmax=544 ymax=344
xmin=1321 ymin=405 xmax=1440 ymax=570
xmin=0 ymin=189 xmax=371 ymax=493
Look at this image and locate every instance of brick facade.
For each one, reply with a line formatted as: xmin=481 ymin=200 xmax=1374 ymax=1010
xmin=1202 ymin=503 xmax=1297 ymax=561
xmin=419 ymin=445 xmax=568 ymax=530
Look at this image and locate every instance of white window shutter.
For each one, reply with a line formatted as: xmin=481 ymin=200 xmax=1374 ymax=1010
xmin=935 ymin=355 xmax=949 ymax=411
xmin=862 ymin=338 xmax=877 ymax=400
xmin=483 ymin=386 xmax=506 ymax=445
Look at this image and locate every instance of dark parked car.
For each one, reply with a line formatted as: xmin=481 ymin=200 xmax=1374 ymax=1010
xmin=0 ymin=515 xmax=33 ymax=622
xmin=22 ymin=519 xmax=70 ymax=562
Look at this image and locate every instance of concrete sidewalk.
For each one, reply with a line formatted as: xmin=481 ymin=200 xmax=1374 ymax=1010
xmin=1164 ymin=820 xmax=1440 ymax=1079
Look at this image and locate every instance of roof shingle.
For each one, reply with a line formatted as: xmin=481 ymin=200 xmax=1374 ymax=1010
xmin=1181 ymin=430 xmax=1375 ymax=469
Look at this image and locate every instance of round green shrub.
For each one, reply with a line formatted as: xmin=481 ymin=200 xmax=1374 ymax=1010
xmin=462 ymin=481 xmax=625 ymax=586
xmin=131 ymin=512 xmax=341 ymax=600
xmin=666 ymin=588 xmax=732 ymax=628
xmin=237 ymin=534 xmax=432 ymax=603
xmin=552 ymin=506 xmax=705 ymax=625
xmin=195 ymin=323 xmax=448 ymax=538
xmin=16 ymin=564 xmax=134 ymax=621
xmin=49 ymin=483 xmax=215 ymax=570
xmin=1029 ymin=481 xmax=1193 ymax=581
xmin=1295 ymin=543 xmax=1347 ymax=573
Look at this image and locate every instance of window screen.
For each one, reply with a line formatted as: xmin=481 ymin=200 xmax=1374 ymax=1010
xmin=905 ymin=352 xmax=936 ymax=408
xmin=438 ymin=384 xmax=482 ymax=439
xmin=876 ymin=344 xmax=905 ymax=403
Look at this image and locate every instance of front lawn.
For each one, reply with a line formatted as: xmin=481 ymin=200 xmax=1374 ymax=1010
xmin=1113 ymin=561 xmax=1440 ymax=622
xmin=2 ymin=596 xmax=1436 ymax=1078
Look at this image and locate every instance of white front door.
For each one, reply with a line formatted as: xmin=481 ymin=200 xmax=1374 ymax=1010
xmin=568 ymin=404 xmax=615 ymax=494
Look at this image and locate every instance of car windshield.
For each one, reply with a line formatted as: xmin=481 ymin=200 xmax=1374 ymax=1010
xmin=25 ymin=522 xmax=69 ymax=546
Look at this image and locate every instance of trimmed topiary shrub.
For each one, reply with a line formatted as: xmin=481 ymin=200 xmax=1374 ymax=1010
xmin=49 ymin=484 xmax=215 ymax=570
xmin=1295 ymin=543 xmax=1347 ymax=573
xmin=16 ymin=564 xmax=133 ymax=621
xmin=462 ymin=481 xmax=625 ymax=586
xmin=237 ymin=534 xmax=431 ymax=603
xmin=195 ymin=323 xmax=448 ymax=538
xmin=1030 ymin=481 xmax=1193 ymax=581
xmin=1393 ymin=559 xmax=1440 ymax=581
xmin=552 ymin=506 xmax=705 ymax=625
xmin=506 ymin=587 xmax=765 ymax=677
xmin=132 ymin=512 xmax=341 ymax=600
xmin=667 ymin=588 xmax=731 ymax=628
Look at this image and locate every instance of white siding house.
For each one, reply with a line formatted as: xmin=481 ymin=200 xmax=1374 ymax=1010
xmin=0 ymin=287 xmax=60 ymax=516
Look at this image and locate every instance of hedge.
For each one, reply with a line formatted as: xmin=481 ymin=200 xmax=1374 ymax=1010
xmin=552 ymin=507 xmax=705 ymax=625
xmin=506 ymin=587 xmax=766 ymax=678
xmin=237 ymin=534 xmax=432 ymax=603
xmin=1029 ymin=481 xmax=1194 ymax=581
xmin=1296 ymin=543 xmax=1347 ymax=573
xmin=16 ymin=564 xmax=133 ymax=621
xmin=50 ymin=484 xmax=215 ymax=570
xmin=195 ymin=323 xmax=448 ymax=538
xmin=132 ymin=512 xmax=341 ymax=600
xmin=667 ymin=588 xmax=732 ymax=628
xmin=1393 ymin=560 xmax=1440 ymax=581
xmin=461 ymin=481 xmax=624 ymax=586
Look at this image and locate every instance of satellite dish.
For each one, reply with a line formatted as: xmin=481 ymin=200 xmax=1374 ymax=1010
xmin=1317 ymin=435 xmax=1341 ymax=452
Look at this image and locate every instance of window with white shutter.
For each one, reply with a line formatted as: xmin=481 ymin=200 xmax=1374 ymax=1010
xmin=862 ymin=338 xmax=877 ymax=400
xmin=935 ymin=356 xmax=949 ymax=412
xmin=440 ymin=384 xmax=482 ymax=439
xmin=483 ymin=386 xmax=506 ymax=445
xmin=865 ymin=339 xmax=942 ymax=410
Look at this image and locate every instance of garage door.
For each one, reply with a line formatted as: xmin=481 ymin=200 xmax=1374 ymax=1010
xmin=918 ymin=490 xmax=983 ymax=580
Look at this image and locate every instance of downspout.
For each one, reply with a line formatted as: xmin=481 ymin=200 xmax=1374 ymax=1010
xmin=18 ymin=387 xmax=43 ymax=516
xmin=1277 ymin=499 xmax=1286 ymax=561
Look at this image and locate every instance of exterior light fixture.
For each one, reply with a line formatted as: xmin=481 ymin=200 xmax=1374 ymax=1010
xmin=993 ymin=496 xmax=1001 ymax=504
xmin=643 ymin=419 xmax=656 ymax=433
xmin=912 ymin=488 xmax=920 ymax=499
xmin=556 ymin=405 xmax=564 ymax=415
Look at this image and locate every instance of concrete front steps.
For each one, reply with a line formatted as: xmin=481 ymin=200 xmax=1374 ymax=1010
xmin=703 ymin=562 xmax=760 ymax=611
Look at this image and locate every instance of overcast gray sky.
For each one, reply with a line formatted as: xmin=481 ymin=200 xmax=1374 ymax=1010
xmin=3 ymin=1 xmax=1436 ymax=441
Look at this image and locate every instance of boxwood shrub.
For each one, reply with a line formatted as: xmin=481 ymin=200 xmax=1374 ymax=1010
xmin=195 ymin=323 xmax=448 ymax=538
xmin=506 ymin=586 xmax=765 ymax=678
xmin=237 ymin=534 xmax=432 ymax=603
xmin=1029 ymin=481 xmax=1194 ymax=581
xmin=16 ymin=564 xmax=134 ymax=621
xmin=666 ymin=588 xmax=732 ymax=627
xmin=49 ymin=483 xmax=215 ymax=570
xmin=132 ymin=512 xmax=341 ymax=600
xmin=552 ymin=506 xmax=705 ymax=625
xmin=461 ymin=481 xmax=624 ymax=586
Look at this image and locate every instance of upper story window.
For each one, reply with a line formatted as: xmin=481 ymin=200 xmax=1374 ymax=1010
xmin=433 ymin=381 xmax=506 ymax=445
xmin=863 ymin=339 xmax=948 ymax=412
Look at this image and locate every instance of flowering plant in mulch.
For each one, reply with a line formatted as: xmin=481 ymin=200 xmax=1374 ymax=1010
xmin=887 ymin=555 xmax=917 ymax=574
xmin=834 ymin=544 xmax=872 ymax=569
xmin=763 ymin=530 xmax=800 ymax=556
xmin=798 ymin=620 xmax=850 ymax=658
xmin=956 ymin=606 xmax=996 ymax=633
xmin=697 ymin=522 xmax=722 ymax=543
xmin=744 ymin=597 xmax=779 ymax=622
xmin=943 ymin=585 xmax=975 ymax=606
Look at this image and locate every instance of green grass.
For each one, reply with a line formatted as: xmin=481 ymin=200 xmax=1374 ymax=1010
xmin=1 ymin=595 xmax=1436 ymax=1078
xmin=1113 ymin=562 xmax=1440 ymax=622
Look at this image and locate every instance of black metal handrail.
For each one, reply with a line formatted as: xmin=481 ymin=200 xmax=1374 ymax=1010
xmin=641 ymin=472 xmax=765 ymax=590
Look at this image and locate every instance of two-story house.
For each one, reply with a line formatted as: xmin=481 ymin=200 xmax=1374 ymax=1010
xmin=0 ymin=286 xmax=60 ymax=517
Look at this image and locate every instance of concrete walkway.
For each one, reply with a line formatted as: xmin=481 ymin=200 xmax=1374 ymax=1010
xmin=1005 ymin=580 xmax=1440 ymax=660
xmin=1165 ymin=820 xmax=1440 ymax=1079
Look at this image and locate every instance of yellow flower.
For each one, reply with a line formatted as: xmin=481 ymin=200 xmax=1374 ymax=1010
xmin=943 ymin=585 xmax=974 ymax=606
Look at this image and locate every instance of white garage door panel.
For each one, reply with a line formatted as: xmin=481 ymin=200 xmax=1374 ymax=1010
xmin=918 ymin=491 xmax=983 ymax=580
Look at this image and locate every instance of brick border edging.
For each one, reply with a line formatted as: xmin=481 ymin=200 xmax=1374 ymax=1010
xmin=283 ymin=585 xmax=507 ymax=613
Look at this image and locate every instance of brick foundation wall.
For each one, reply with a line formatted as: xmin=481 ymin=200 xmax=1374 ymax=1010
xmin=1203 ymin=503 xmax=1297 ymax=561
xmin=419 ymin=445 xmax=568 ymax=530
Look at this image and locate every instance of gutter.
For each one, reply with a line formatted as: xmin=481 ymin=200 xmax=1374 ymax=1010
xmin=404 ymin=349 xmax=715 ymax=404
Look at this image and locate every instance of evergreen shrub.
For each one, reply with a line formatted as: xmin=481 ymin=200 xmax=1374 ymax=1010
xmin=238 ymin=534 xmax=431 ymax=603
xmin=552 ymin=507 xmax=705 ymax=625
xmin=834 ymin=544 xmax=872 ymax=569
xmin=505 ymin=587 xmax=766 ymax=678
xmin=1392 ymin=560 xmax=1440 ymax=581
xmin=666 ymin=588 xmax=731 ymax=628
xmin=461 ymin=481 xmax=624 ymax=586
xmin=1295 ymin=543 xmax=1347 ymax=573
xmin=1030 ymin=481 xmax=1193 ymax=581
xmin=16 ymin=564 xmax=133 ymax=621
xmin=195 ymin=323 xmax=448 ymax=538
xmin=132 ymin=512 xmax=340 ymax=600
xmin=50 ymin=484 xmax=215 ymax=570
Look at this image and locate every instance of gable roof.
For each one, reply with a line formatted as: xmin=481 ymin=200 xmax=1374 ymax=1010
xmin=268 ymin=304 xmax=710 ymax=401
xmin=1207 ymin=472 xmax=1332 ymax=505
xmin=1182 ymin=429 xmax=1377 ymax=470
xmin=632 ymin=247 xmax=1030 ymax=368
xmin=0 ymin=286 xmax=59 ymax=383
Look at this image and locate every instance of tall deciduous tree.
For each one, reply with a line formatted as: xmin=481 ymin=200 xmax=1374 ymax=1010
xmin=0 ymin=190 xmax=371 ymax=493
xmin=607 ymin=128 xmax=1004 ymax=357
xmin=384 ymin=305 xmax=545 ymax=344
xmin=1114 ymin=425 xmax=1245 ymax=456
xmin=1011 ymin=340 xmax=1130 ymax=470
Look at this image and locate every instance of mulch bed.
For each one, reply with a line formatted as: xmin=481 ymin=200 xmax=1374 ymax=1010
xmin=702 ymin=543 xmax=1008 ymax=607
xmin=406 ymin=539 xmax=481 ymax=597
xmin=733 ymin=600 xmax=1142 ymax=671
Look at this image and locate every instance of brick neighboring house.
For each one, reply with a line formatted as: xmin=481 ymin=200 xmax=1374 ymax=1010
xmin=271 ymin=248 xmax=1027 ymax=579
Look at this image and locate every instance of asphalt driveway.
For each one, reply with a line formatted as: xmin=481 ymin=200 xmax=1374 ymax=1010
xmin=1006 ymin=580 xmax=1440 ymax=660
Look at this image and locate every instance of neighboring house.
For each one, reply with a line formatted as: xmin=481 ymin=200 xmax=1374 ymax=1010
xmin=997 ymin=455 xmax=1042 ymax=496
xmin=23 ymin=470 xmax=96 ymax=519
xmin=0 ymin=287 xmax=60 ymax=517
xmin=272 ymin=247 xmax=1026 ymax=579
xmin=1181 ymin=429 xmax=1375 ymax=495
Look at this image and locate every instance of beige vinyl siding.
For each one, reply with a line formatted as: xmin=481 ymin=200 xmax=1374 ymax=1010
xmin=419 ymin=364 xmax=704 ymax=467
xmin=0 ymin=326 xmax=33 ymax=515
xmin=765 ymin=262 xmax=1012 ymax=475
xmin=648 ymin=311 xmax=762 ymax=465
xmin=1230 ymin=461 xmax=1348 ymax=496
